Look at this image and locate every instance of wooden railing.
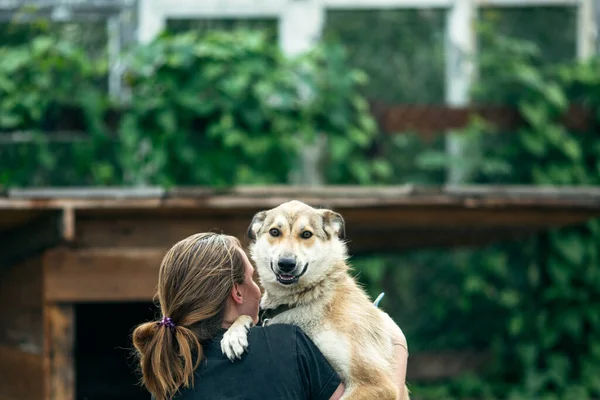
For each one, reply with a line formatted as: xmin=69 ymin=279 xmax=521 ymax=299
xmin=0 ymin=103 xmax=593 ymax=144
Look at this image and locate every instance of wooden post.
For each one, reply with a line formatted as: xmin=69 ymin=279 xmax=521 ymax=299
xmin=44 ymin=304 xmax=75 ymax=400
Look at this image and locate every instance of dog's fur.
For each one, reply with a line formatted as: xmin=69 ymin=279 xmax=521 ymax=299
xmin=222 ymin=200 xmax=409 ymax=400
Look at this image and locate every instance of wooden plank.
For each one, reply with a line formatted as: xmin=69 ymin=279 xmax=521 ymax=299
xmin=9 ymin=186 xmax=165 ymax=199
xmin=1 ymin=185 xmax=600 ymax=253
xmin=2 ymin=185 xmax=600 ymax=210
xmin=75 ymin=216 xmax=250 ymax=249
xmin=0 ymin=256 xmax=43 ymax=354
xmin=44 ymin=304 xmax=75 ymax=400
xmin=0 ymin=345 xmax=44 ymax=400
xmin=337 ymin=207 xmax=596 ymax=229
xmin=3 ymin=184 xmax=600 ymax=201
xmin=379 ymin=104 xmax=591 ymax=136
xmin=0 ymin=211 xmax=65 ymax=272
xmin=348 ymin=227 xmax=538 ymax=253
xmin=444 ymin=184 xmax=600 ymax=199
xmin=0 ymin=209 xmax=46 ymax=231
xmin=44 ymin=248 xmax=164 ymax=302
xmin=71 ymin=206 xmax=597 ymax=252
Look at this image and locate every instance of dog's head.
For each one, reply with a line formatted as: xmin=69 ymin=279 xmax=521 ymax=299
xmin=248 ymin=200 xmax=347 ymax=288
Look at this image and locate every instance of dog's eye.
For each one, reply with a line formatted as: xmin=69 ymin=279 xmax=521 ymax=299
xmin=301 ymin=231 xmax=313 ymax=239
xmin=269 ymin=228 xmax=280 ymax=237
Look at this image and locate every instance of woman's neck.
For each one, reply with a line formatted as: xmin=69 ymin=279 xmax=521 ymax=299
xmin=221 ymin=301 xmax=238 ymax=329
xmin=221 ymin=320 xmax=233 ymax=329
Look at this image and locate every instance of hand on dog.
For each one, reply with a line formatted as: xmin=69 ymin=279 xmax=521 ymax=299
xmin=221 ymin=315 xmax=254 ymax=362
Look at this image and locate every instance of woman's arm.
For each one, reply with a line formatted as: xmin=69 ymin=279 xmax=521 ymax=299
xmin=379 ymin=310 xmax=409 ymax=391
xmin=329 ymin=383 xmax=345 ymax=400
xmin=391 ymin=323 xmax=408 ymax=390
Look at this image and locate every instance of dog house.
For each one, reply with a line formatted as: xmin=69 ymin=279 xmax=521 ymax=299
xmin=1 ymin=185 xmax=599 ymax=400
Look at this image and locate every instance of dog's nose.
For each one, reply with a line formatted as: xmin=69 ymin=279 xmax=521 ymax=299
xmin=277 ymin=257 xmax=296 ymax=273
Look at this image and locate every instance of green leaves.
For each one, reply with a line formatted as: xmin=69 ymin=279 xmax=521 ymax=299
xmin=119 ymin=29 xmax=384 ymax=186
xmin=0 ymin=32 xmax=113 ymax=186
xmin=1 ymin=28 xmax=379 ymax=187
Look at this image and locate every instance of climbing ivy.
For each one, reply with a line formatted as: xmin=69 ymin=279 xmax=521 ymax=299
xmin=352 ymin=26 xmax=600 ymax=400
xmin=474 ymin=27 xmax=600 ymax=400
xmin=0 ymin=29 xmax=389 ymax=186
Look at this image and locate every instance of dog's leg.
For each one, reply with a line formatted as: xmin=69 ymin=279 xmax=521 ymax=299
xmin=220 ymin=315 xmax=254 ymax=361
xmin=341 ymin=381 xmax=398 ymax=400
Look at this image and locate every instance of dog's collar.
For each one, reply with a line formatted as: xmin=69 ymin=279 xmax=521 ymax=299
xmin=259 ymin=304 xmax=294 ymax=325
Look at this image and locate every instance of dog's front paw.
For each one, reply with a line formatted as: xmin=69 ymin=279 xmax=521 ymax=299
xmin=220 ymin=315 xmax=254 ymax=362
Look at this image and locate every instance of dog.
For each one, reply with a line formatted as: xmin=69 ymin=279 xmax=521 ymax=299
xmin=221 ymin=200 xmax=409 ymax=400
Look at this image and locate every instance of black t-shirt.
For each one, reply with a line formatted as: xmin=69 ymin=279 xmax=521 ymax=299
xmin=174 ymin=324 xmax=341 ymax=400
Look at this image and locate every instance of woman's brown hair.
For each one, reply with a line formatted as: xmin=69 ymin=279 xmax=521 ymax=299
xmin=132 ymin=232 xmax=246 ymax=400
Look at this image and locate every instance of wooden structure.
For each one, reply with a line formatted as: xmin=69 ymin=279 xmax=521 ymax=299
xmin=1 ymin=185 xmax=600 ymax=400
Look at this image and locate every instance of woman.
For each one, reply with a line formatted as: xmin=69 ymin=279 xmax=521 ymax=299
xmin=133 ymin=232 xmax=408 ymax=400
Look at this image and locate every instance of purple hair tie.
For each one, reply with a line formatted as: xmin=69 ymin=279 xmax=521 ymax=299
xmin=158 ymin=316 xmax=176 ymax=330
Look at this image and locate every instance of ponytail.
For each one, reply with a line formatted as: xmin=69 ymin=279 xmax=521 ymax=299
xmin=132 ymin=321 xmax=202 ymax=400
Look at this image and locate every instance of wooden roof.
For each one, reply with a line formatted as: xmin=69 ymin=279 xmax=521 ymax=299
xmin=1 ymin=185 xmax=600 ymax=268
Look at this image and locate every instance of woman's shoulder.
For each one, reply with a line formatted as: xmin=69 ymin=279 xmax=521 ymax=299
xmin=252 ymin=323 xmax=299 ymax=334
xmin=247 ymin=323 xmax=321 ymax=356
xmin=247 ymin=323 xmax=302 ymax=344
xmin=251 ymin=324 xmax=342 ymax=400
xmin=247 ymin=324 xmax=322 ymax=360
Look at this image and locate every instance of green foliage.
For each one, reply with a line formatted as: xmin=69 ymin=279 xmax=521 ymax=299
xmin=482 ymin=36 xmax=600 ymax=399
xmin=0 ymin=29 xmax=386 ymax=186
xmin=413 ymin=117 xmax=513 ymax=183
xmin=350 ymin=23 xmax=600 ymax=400
xmin=0 ymin=34 xmax=110 ymax=186
xmin=478 ymin=6 xmax=577 ymax=66
xmin=324 ymin=9 xmax=446 ymax=103
xmin=118 ymin=30 xmax=300 ymax=186
xmin=397 ymin=25 xmax=600 ymax=400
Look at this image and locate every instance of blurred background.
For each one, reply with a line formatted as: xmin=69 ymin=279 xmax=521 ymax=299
xmin=1 ymin=0 xmax=600 ymax=399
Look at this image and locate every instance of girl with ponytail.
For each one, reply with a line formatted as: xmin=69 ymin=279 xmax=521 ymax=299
xmin=132 ymin=232 xmax=346 ymax=400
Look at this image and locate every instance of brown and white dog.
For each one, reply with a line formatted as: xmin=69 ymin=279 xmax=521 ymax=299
xmin=221 ymin=200 xmax=409 ymax=400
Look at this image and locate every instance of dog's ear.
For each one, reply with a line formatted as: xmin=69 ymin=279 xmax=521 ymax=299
xmin=247 ymin=211 xmax=267 ymax=241
xmin=321 ymin=210 xmax=346 ymax=240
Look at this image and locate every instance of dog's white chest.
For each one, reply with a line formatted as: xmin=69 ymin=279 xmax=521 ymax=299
xmin=311 ymin=329 xmax=352 ymax=380
xmin=265 ymin=310 xmax=352 ymax=380
xmin=265 ymin=305 xmax=321 ymax=331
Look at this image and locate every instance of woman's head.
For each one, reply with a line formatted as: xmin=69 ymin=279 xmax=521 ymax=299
xmin=132 ymin=232 xmax=261 ymax=400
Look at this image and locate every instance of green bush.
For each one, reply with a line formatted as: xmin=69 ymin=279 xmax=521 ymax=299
xmin=366 ymin=26 xmax=600 ymax=400
xmin=0 ymin=29 xmax=388 ymax=186
xmin=0 ymin=35 xmax=110 ymax=185
xmin=476 ymin=29 xmax=600 ymax=400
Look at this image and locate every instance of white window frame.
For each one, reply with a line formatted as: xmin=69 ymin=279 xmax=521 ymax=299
xmin=138 ymin=0 xmax=596 ymax=107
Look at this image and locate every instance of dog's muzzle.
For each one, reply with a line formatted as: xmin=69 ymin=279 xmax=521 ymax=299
xmin=272 ymin=258 xmax=308 ymax=285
